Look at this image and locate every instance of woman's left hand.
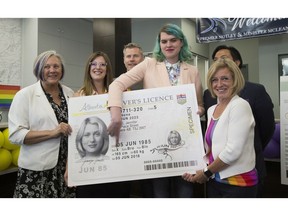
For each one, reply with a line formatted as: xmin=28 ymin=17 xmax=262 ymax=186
xmin=182 ymin=169 xmax=208 ymax=184
xmin=197 ymin=106 xmax=205 ymax=116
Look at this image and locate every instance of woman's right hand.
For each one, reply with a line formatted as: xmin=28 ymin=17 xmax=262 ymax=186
xmin=23 ymin=122 xmax=72 ymax=144
xmin=53 ymin=122 xmax=72 ymax=138
xmin=107 ymin=106 xmax=122 ymax=145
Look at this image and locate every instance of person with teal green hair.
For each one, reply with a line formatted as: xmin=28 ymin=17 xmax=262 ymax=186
xmin=153 ymin=23 xmax=192 ymax=62
xmin=107 ymin=23 xmax=204 ymax=198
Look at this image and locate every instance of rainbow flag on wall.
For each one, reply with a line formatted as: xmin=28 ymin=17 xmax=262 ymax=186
xmin=0 ymin=85 xmax=20 ymax=108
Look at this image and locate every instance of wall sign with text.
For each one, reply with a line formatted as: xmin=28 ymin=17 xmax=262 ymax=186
xmin=196 ymin=18 xmax=288 ymax=43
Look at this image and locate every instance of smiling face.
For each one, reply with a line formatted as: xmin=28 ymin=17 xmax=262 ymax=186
xmin=160 ymin=32 xmax=183 ymax=63
xmin=89 ymin=56 xmax=107 ymax=82
xmin=123 ymin=47 xmax=144 ymax=71
xmin=211 ymin=67 xmax=234 ymax=102
xmin=81 ymin=122 xmax=103 ymax=155
xmin=169 ymin=133 xmax=180 ymax=145
xmin=42 ymin=55 xmax=62 ymax=86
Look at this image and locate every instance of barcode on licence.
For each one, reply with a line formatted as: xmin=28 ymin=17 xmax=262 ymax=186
xmin=144 ymin=160 xmax=197 ymax=171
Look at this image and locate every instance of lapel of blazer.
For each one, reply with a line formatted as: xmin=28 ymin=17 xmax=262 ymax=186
xmin=35 ymin=81 xmax=59 ymax=124
xmin=156 ymin=61 xmax=171 ymax=86
xmin=179 ymin=62 xmax=189 ymax=84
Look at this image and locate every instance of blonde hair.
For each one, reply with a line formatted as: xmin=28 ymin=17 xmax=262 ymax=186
xmin=207 ymin=58 xmax=245 ymax=98
xmin=76 ymin=116 xmax=109 ymax=158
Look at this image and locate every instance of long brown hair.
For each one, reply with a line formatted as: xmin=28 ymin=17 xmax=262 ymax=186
xmin=79 ymin=51 xmax=114 ymax=95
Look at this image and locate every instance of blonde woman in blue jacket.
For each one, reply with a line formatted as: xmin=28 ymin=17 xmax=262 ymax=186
xmin=183 ymin=58 xmax=258 ymax=198
xmin=8 ymin=50 xmax=75 ymax=198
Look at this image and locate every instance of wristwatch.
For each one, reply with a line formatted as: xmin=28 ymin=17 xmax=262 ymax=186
xmin=203 ymin=167 xmax=213 ymax=179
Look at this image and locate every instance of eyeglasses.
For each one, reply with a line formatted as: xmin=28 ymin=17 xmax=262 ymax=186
xmin=89 ymin=62 xmax=107 ymax=68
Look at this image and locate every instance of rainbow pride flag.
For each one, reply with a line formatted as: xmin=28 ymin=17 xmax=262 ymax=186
xmin=0 ymin=85 xmax=20 ymax=108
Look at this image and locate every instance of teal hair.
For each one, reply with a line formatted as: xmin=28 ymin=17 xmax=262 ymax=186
xmin=153 ymin=23 xmax=192 ymax=62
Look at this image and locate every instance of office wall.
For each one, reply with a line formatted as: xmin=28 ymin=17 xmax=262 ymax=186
xmin=38 ymin=18 xmax=93 ymax=91
xmin=181 ymin=19 xmax=209 ymax=58
xmin=0 ymin=19 xmax=22 ymax=86
xmin=259 ymin=34 xmax=288 ymax=119
xmin=131 ymin=18 xmax=182 ymax=53
xmin=0 ymin=18 xmax=93 ymax=123
xmin=1 ymin=18 xmax=286 ymax=120
xmin=0 ymin=19 xmax=38 ymax=123
xmin=22 ymin=18 xmax=38 ymax=88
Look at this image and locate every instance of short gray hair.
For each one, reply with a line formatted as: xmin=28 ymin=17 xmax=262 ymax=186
xmin=33 ymin=50 xmax=65 ymax=81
